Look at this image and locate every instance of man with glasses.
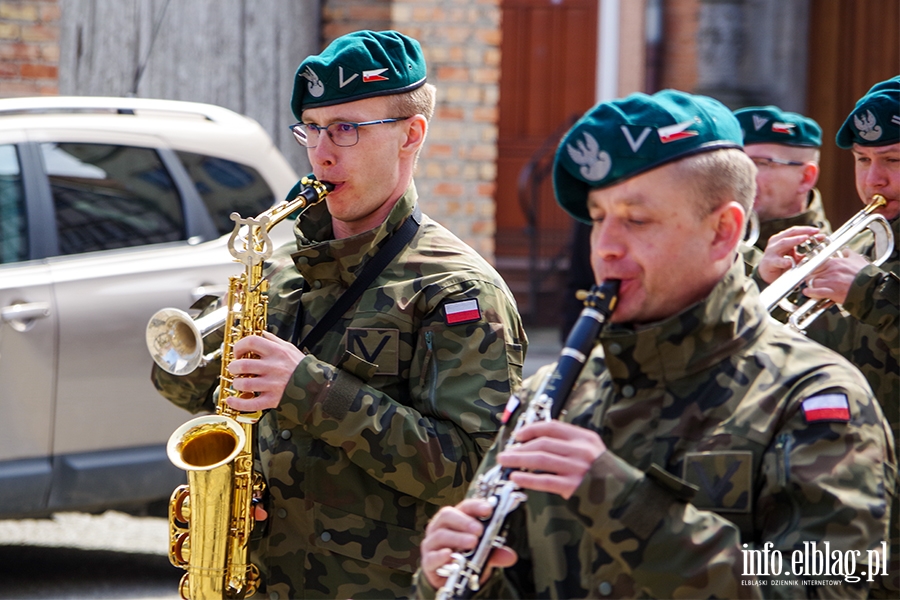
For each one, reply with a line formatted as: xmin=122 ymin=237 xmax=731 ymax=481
xmin=152 ymin=30 xmax=527 ymax=599
xmin=734 ymin=106 xmax=831 ymax=251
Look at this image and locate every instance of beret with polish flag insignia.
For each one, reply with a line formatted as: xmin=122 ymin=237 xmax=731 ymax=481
xmin=553 ymin=89 xmax=743 ymax=224
xmin=836 ymin=75 xmax=900 ymax=149
xmin=734 ymin=105 xmax=823 ymax=148
xmin=291 ymin=30 xmax=427 ymax=118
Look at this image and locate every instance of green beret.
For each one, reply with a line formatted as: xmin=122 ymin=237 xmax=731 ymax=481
xmin=291 ymin=30 xmax=427 ymax=118
xmin=836 ymin=75 xmax=900 ymax=148
xmin=734 ymin=105 xmax=822 ymax=147
xmin=553 ymin=89 xmax=743 ymax=224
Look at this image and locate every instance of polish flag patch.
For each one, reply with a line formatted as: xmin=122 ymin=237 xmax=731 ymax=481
xmin=658 ymin=120 xmax=700 ymax=143
xmin=444 ymin=299 xmax=481 ymax=325
xmin=771 ymin=121 xmax=796 ymax=135
xmin=801 ymin=393 xmax=851 ymax=423
xmin=363 ymin=68 xmax=389 ymax=82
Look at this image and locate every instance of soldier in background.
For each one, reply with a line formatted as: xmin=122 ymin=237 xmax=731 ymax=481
xmin=734 ymin=105 xmax=832 ymax=251
xmin=417 ymin=90 xmax=893 ymax=599
xmin=152 ymin=30 xmax=527 ymax=599
xmin=759 ymin=75 xmax=899 ymax=597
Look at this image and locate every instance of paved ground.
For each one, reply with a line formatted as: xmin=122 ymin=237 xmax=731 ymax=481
xmin=0 ymin=511 xmax=180 ymax=599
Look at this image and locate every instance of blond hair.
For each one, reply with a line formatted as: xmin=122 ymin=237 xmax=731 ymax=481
xmin=385 ymin=83 xmax=437 ymax=121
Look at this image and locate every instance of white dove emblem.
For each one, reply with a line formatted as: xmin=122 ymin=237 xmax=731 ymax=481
xmin=566 ymin=132 xmax=612 ymax=181
xmin=853 ymin=109 xmax=882 ymax=141
xmin=301 ymin=67 xmax=325 ymax=98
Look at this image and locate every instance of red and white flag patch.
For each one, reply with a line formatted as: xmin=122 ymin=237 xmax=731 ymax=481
xmin=802 ymin=393 xmax=851 ymax=423
xmin=771 ymin=121 xmax=796 ymax=135
xmin=444 ymin=299 xmax=481 ymax=325
xmin=363 ymin=68 xmax=389 ymax=82
xmin=658 ymin=120 xmax=700 ymax=143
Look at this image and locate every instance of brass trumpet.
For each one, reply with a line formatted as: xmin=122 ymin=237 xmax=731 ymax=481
xmin=759 ymin=195 xmax=894 ymax=332
xmin=147 ymin=177 xmax=332 ymax=375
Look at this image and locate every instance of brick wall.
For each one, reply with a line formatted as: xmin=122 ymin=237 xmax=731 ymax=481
xmin=659 ymin=0 xmax=699 ymax=92
xmin=322 ymin=0 xmax=502 ymax=259
xmin=0 ymin=0 xmax=59 ymax=97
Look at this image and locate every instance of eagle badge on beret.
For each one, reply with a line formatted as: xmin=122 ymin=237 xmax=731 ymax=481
xmin=566 ymin=132 xmax=612 ymax=181
xmin=301 ymin=67 xmax=324 ymax=98
xmin=854 ymin=110 xmax=883 ymax=142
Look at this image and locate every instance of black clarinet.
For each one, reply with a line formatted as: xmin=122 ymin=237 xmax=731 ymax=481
xmin=435 ymin=279 xmax=620 ymax=600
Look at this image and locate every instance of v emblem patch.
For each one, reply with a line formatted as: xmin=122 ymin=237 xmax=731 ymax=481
xmin=621 ymin=125 xmax=652 ymax=153
xmin=339 ymin=66 xmax=359 ymax=88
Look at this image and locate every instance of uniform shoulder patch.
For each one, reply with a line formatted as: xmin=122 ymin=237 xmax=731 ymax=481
xmin=444 ymin=298 xmax=481 ymax=325
xmin=801 ymin=393 xmax=851 ymax=423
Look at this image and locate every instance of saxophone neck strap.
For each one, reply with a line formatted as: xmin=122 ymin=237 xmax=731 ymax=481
xmin=292 ymin=204 xmax=422 ymax=351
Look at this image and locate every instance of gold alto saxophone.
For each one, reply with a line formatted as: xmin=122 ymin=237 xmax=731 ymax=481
xmin=146 ymin=176 xmax=332 ymax=599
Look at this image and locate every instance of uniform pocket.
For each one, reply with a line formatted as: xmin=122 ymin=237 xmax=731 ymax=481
xmin=312 ymin=502 xmax=422 ymax=573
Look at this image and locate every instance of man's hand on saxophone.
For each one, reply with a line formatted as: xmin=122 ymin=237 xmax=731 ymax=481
xmin=226 ymin=331 xmax=306 ymax=411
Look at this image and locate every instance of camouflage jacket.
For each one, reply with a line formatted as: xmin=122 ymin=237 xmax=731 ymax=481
xmin=804 ymin=216 xmax=900 ymax=596
xmin=755 ymin=187 xmax=832 ymax=251
xmin=416 ymin=259 xmax=895 ymax=599
xmin=153 ymin=184 xmax=527 ymax=599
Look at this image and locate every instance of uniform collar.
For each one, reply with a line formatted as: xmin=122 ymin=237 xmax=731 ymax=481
xmin=290 ymin=183 xmax=419 ymax=287
xmin=599 ymin=259 xmax=767 ymax=387
xmin=758 ymin=188 xmax=827 ymax=248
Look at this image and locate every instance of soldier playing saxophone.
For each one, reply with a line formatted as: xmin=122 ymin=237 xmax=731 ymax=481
xmin=152 ymin=30 xmax=527 ymax=599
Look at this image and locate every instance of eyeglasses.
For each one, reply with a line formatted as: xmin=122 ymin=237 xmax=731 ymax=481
xmin=289 ymin=117 xmax=410 ymax=148
xmin=750 ymin=156 xmax=805 ymax=168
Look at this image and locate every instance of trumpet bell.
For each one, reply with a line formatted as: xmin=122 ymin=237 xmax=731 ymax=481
xmin=146 ymin=307 xmax=204 ymax=376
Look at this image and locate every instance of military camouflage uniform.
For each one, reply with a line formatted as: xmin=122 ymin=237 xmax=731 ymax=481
xmin=416 ymin=259 xmax=894 ymax=599
xmin=804 ymin=215 xmax=899 ymax=595
xmin=755 ymin=188 xmax=832 ymax=251
xmin=154 ymin=184 xmax=527 ymax=599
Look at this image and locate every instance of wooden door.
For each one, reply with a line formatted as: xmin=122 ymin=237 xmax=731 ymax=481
xmin=495 ymin=0 xmax=598 ymax=261
xmin=806 ymin=0 xmax=899 ymax=226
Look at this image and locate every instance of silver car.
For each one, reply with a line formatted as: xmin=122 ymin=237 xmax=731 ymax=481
xmin=0 ymin=96 xmax=298 ymax=518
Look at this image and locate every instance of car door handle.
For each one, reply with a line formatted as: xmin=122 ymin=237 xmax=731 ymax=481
xmin=1 ymin=302 xmax=51 ymax=331
xmin=191 ymin=285 xmax=228 ymax=302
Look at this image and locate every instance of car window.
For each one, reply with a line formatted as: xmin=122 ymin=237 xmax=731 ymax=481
xmin=40 ymin=142 xmax=185 ymax=256
xmin=0 ymin=144 xmax=27 ymax=264
xmin=175 ymin=151 xmax=277 ymax=235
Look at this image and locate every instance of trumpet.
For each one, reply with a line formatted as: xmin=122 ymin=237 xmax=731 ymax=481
xmin=759 ymin=194 xmax=894 ymax=332
xmin=147 ymin=177 xmax=333 ymax=376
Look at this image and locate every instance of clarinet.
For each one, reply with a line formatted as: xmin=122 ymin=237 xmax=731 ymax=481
xmin=435 ymin=279 xmax=620 ymax=600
